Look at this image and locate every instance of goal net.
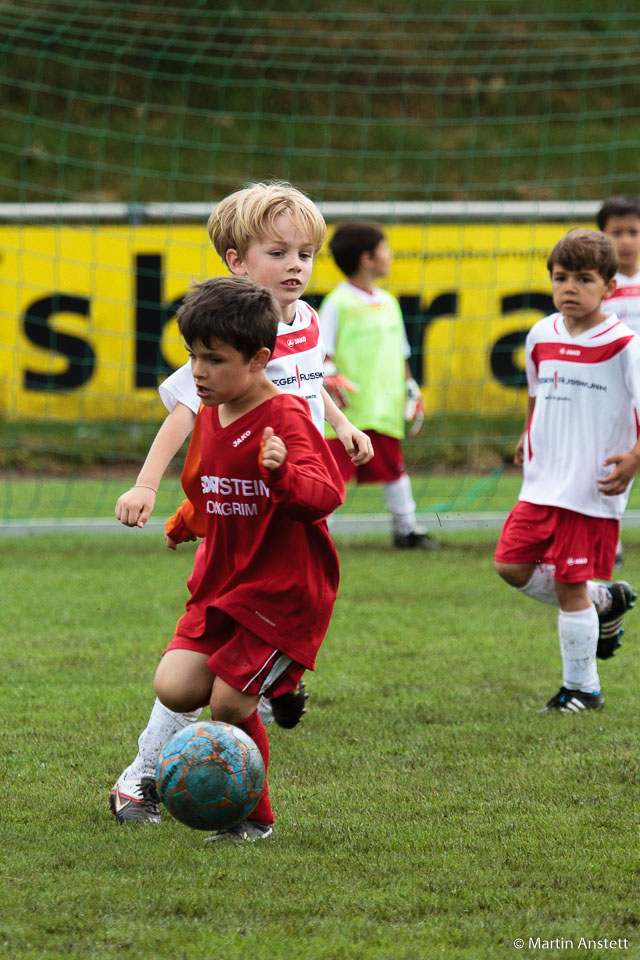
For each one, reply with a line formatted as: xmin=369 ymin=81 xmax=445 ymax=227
xmin=2 ymin=0 xmax=639 ymax=530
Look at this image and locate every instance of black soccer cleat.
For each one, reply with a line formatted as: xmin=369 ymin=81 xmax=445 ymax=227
xmin=270 ymin=680 xmax=309 ymax=729
xmin=597 ymin=580 xmax=636 ymax=659
xmin=110 ymin=776 xmax=162 ymax=824
xmin=393 ymin=530 xmax=440 ymax=550
xmin=204 ymin=819 xmax=274 ymax=843
xmin=542 ymin=687 xmax=605 ymax=713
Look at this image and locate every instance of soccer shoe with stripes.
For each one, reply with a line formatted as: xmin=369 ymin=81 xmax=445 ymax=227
xmin=109 ymin=776 xmax=161 ymax=824
xmin=270 ymin=679 xmax=309 ymax=729
xmin=542 ymin=687 xmax=605 ymax=713
xmin=598 ymin=580 xmax=637 ymax=659
xmin=204 ymin=820 xmax=274 ymax=843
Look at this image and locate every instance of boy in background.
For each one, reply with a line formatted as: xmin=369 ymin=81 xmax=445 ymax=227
xmin=111 ymin=183 xmax=372 ymax=824
xmin=597 ymin=194 xmax=640 ymax=564
xmin=319 ymin=221 xmax=437 ymax=549
xmin=597 ymin=194 xmax=640 ymax=333
xmin=495 ymin=229 xmax=639 ymax=713
xmin=152 ymin=275 xmax=344 ymax=841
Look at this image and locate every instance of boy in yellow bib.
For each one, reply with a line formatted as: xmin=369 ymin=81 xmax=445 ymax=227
xmin=320 ymin=222 xmax=437 ymax=549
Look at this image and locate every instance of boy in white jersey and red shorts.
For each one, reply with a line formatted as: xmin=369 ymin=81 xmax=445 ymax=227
xmin=597 ymin=195 xmax=640 ymax=333
xmin=110 ymin=182 xmax=372 ymax=825
xmin=597 ymin=195 xmax=640 ymax=565
xmin=152 ymin=275 xmax=345 ymax=841
xmin=495 ymin=229 xmax=639 ymax=713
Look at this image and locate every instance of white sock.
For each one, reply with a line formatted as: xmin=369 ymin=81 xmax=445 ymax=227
xmin=383 ymin=474 xmax=417 ymax=536
xmin=558 ymin=606 xmax=600 ymax=692
xmin=520 ymin=564 xmax=611 ymax=613
xmin=120 ymin=698 xmax=202 ymax=781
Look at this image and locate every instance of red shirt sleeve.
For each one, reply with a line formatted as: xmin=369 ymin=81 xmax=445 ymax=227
xmin=259 ymin=401 xmax=345 ymax=520
xmin=164 ymin=408 xmax=207 ymax=540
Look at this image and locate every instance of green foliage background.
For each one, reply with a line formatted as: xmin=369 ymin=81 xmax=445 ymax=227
xmin=3 ymin=0 xmax=640 ymax=205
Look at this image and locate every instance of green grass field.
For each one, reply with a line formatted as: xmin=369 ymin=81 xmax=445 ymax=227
xmin=4 ymin=468 xmax=640 ymax=527
xmin=3 ymin=527 xmax=640 ymax=960
xmin=0 ymin=469 xmax=509 ymax=524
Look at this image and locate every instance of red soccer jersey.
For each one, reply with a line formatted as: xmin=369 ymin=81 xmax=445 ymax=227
xmin=173 ymin=393 xmax=345 ymax=670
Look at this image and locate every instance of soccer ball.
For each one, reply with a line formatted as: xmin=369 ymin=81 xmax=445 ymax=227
xmin=155 ymin=720 xmax=265 ymax=831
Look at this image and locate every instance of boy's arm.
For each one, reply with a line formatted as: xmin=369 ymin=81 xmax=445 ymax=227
xmin=404 ymin=361 xmax=425 ymax=438
xmin=164 ymin=501 xmax=202 ymax=550
xmin=115 ymin=402 xmax=196 ymax=528
xmin=322 ymin=356 xmax=359 ymax=410
xmin=598 ymin=435 xmax=640 ymax=495
xmin=164 ymin=407 xmax=208 ymax=547
xmin=514 ymin=396 xmax=536 ymax=468
xmin=321 ymin=386 xmax=373 ymax=465
xmin=319 ymin=298 xmax=359 ymax=409
xmin=260 ymin=422 xmax=346 ymax=520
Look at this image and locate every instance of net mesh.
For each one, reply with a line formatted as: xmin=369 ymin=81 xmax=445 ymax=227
xmin=3 ymin=0 xmax=640 ymax=526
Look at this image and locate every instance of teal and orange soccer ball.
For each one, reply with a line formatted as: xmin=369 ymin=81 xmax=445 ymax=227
xmin=155 ymin=720 xmax=265 ymax=831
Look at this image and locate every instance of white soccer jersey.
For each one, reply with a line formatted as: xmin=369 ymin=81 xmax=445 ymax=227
xmin=602 ymin=270 xmax=640 ymax=335
xmin=521 ymin=312 xmax=640 ymax=519
xmin=158 ymin=300 xmax=326 ymax=433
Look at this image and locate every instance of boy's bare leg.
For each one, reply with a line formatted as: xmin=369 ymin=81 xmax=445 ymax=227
xmin=548 ymin=580 xmax=602 ymax=709
xmin=109 ymin=697 xmax=202 ymax=823
xmin=110 ymin=650 xmax=210 ymax=824
xmin=495 ymin=563 xmax=605 ymax=711
xmin=205 ymin=677 xmax=274 ymax=842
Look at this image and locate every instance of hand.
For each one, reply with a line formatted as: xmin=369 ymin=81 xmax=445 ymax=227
xmin=334 ymin=422 xmax=374 ymax=465
xmin=514 ymin=433 xmax=525 ymax=468
xmin=260 ymin=427 xmax=287 ymax=471
xmin=115 ymin=485 xmax=157 ymax=528
xmin=323 ymin=361 xmax=359 ymax=410
xmin=598 ymin=452 xmax=640 ymax=496
xmin=165 ymin=532 xmax=197 ymax=550
xmin=404 ymin=378 xmax=425 ymax=438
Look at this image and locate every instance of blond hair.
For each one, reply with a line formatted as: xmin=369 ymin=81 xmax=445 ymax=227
xmin=208 ymin=181 xmax=326 ymax=263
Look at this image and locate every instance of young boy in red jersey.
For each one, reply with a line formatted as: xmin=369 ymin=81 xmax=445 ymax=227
xmin=495 ymin=229 xmax=639 ymax=713
xmin=152 ymin=274 xmax=344 ymax=841
xmin=115 ymin=182 xmax=371 ymax=530
xmin=110 ymin=183 xmax=372 ymax=824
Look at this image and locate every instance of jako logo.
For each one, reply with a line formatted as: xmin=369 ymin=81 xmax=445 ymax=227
xmin=287 ymin=336 xmax=307 ymax=347
xmin=567 ymin=557 xmax=588 ymax=565
xmin=233 ymin=430 xmax=251 ymax=447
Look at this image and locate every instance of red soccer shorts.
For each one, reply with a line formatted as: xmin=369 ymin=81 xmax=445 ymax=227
xmin=164 ymin=611 xmax=305 ymax=698
xmin=494 ymin=500 xmax=619 ymax=583
xmin=328 ymin=430 xmax=405 ymax=484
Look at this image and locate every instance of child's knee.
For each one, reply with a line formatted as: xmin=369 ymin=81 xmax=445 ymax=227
xmin=210 ymin=680 xmax=260 ymax=726
xmin=153 ymin=663 xmax=201 ymax=714
xmin=494 ymin=559 xmax=513 ymax=582
xmin=153 ymin=673 xmax=185 ymax=713
xmin=494 ymin=560 xmax=530 ymax=588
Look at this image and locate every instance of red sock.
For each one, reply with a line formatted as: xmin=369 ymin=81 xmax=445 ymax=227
xmin=238 ymin=709 xmax=274 ymax=826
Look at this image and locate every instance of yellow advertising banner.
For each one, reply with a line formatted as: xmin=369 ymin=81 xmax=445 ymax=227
xmin=0 ymin=222 xmax=575 ymax=421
